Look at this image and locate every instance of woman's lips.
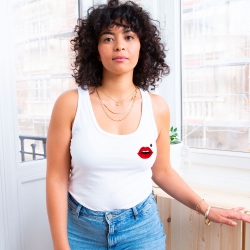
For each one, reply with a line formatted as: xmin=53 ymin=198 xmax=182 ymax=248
xmin=113 ymin=56 xmax=127 ymax=62
xmin=137 ymin=147 xmax=153 ymax=159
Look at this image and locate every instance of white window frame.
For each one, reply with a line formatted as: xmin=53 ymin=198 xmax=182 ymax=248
xmin=157 ymin=0 xmax=250 ymax=195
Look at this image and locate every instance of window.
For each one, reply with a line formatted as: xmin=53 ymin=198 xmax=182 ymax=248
xmin=182 ymin=0 xmax=250 ymax=153
xmin=13 ymin=0 xmax=78 ymax=162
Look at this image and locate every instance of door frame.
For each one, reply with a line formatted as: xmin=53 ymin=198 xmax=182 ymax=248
xmin=0 ymin=0 xmax=23 ymax=248
xmin=0 ymin=1 xmax=48 ymax=249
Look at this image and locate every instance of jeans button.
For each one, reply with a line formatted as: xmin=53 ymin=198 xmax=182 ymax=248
xmin=107 ymin=214 xmax=112 ymax=220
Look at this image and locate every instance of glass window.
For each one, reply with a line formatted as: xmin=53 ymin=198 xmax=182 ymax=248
xmin=13 ymin=0 xmax=78 ymax=162
xmin=182 ymin=0 xmax=250 ymax=153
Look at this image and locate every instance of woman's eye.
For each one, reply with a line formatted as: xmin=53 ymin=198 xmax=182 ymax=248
xmin=104 ymin=37 xmax=113 ymax=42
xmin=126 ymin=36 xmax=134 ymax=40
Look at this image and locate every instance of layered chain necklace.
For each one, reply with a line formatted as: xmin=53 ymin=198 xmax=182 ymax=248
xmin=98 ymin=87 xmax=137 ymax=106
xmin=96 ymin=87 xmax=138 ymax=122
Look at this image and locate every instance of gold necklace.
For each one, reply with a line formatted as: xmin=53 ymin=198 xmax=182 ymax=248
xmin=102 ymin=96 xmax=134 ymax=114
xmin=96 ymin=88 xmax=135 ymax=114
xmin=98 ymin=87 xmax=137 ymax=106
xmin=96 ymin=88 xmax=138 ymax=122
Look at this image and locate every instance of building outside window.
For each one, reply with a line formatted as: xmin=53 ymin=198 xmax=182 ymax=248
xmin=182 ymin=0 xmax=250 ymax=153
xmin=13 ymin=0 xmax=78 ymax=161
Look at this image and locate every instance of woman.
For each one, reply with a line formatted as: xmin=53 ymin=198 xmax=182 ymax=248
xmin=46 ymin=0 xmax=250 ymax=249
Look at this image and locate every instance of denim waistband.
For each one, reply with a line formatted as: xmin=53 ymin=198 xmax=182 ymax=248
xmin=68 ymin=191 xmax=155 ymax=222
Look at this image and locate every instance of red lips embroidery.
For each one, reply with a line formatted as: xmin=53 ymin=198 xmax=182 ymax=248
xmin=137 ymin=147 xmax=153 ymax=159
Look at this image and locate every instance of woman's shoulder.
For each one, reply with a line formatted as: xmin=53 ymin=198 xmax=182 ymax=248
xmin=55 ymin=88 xmax=78 ymax=107
xmin=148 ymin=92 xmax=170 ymax=133
xmin=57 ymin=88 xmax=78 ymax=100
xmin=52 ymin=88 xmax=78 ymax=123
xmin=148 ymin=92 xmax=170 ymax=117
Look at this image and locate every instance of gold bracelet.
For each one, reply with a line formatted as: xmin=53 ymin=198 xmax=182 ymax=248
xmin=196 ymin=199 xmax=204 ymax=214
xmin=205 ymin=205 xmax=212 ymax=225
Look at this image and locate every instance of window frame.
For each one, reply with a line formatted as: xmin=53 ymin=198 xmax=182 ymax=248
xmin=159 ymin=0 xmax=250 ymax=194
xmin=179 ymin=0 xmax=250 ymax=160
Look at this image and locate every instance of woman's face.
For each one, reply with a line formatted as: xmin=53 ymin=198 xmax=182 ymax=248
xmin=98 ymin=24 xmax=141 ymax=76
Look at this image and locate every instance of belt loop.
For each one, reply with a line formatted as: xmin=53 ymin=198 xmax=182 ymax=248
xmin=132 ymin=206 xmax=138 ymax=220
xmin=76 ymin=204 xmax=82 ymax=218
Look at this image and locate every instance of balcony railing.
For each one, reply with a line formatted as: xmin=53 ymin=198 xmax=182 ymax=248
xmin=19 ymin=135 xmax=47 ymax=162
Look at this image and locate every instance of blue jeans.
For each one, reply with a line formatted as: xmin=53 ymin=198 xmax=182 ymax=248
xmin=67 ymin=192 xmax=166 ymax=250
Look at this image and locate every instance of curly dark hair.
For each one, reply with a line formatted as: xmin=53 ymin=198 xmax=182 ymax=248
xmin=71 ymin=0 xmax=170 ymax=91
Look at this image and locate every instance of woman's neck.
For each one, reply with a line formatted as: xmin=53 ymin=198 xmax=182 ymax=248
xmin=100 ymin=71 xmax=136 ymax=97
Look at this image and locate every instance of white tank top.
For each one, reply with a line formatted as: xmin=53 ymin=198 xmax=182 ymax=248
xmin=68 ymin=87 xmax=158 ymax=211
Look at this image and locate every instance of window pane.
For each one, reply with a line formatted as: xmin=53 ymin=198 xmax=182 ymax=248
xmin=13 ymin=0 xmax=78 ymax=162
xmin=182 ymin=0 xmax=250 ymax=153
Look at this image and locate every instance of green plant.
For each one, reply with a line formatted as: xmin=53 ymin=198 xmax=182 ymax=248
xmin=170 ymin=126 xmax=181 ymax=144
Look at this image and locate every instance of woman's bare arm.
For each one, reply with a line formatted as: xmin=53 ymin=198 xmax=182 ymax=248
xmin=46 ymin=89 xmax=78 ymax=250
xmin=150 ymin=94 xmax=250 ymax=226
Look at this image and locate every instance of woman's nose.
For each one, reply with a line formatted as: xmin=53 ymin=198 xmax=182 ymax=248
xmin=115 ymin=46 xmax=125 ymax=51
xmin=114 ymin=39 xmax=125 ymax=51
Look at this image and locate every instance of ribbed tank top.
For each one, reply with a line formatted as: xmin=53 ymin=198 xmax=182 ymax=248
xmin=68 ymin=87 xmax=158 ymax=211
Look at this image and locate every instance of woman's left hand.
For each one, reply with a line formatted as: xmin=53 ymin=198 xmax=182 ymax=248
xmin=208 ymin=207 xmax=250 ymax=226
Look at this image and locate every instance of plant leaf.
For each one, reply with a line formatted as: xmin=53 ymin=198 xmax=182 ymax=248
xmin=170 ymin=140 xmax=181 ymax=144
